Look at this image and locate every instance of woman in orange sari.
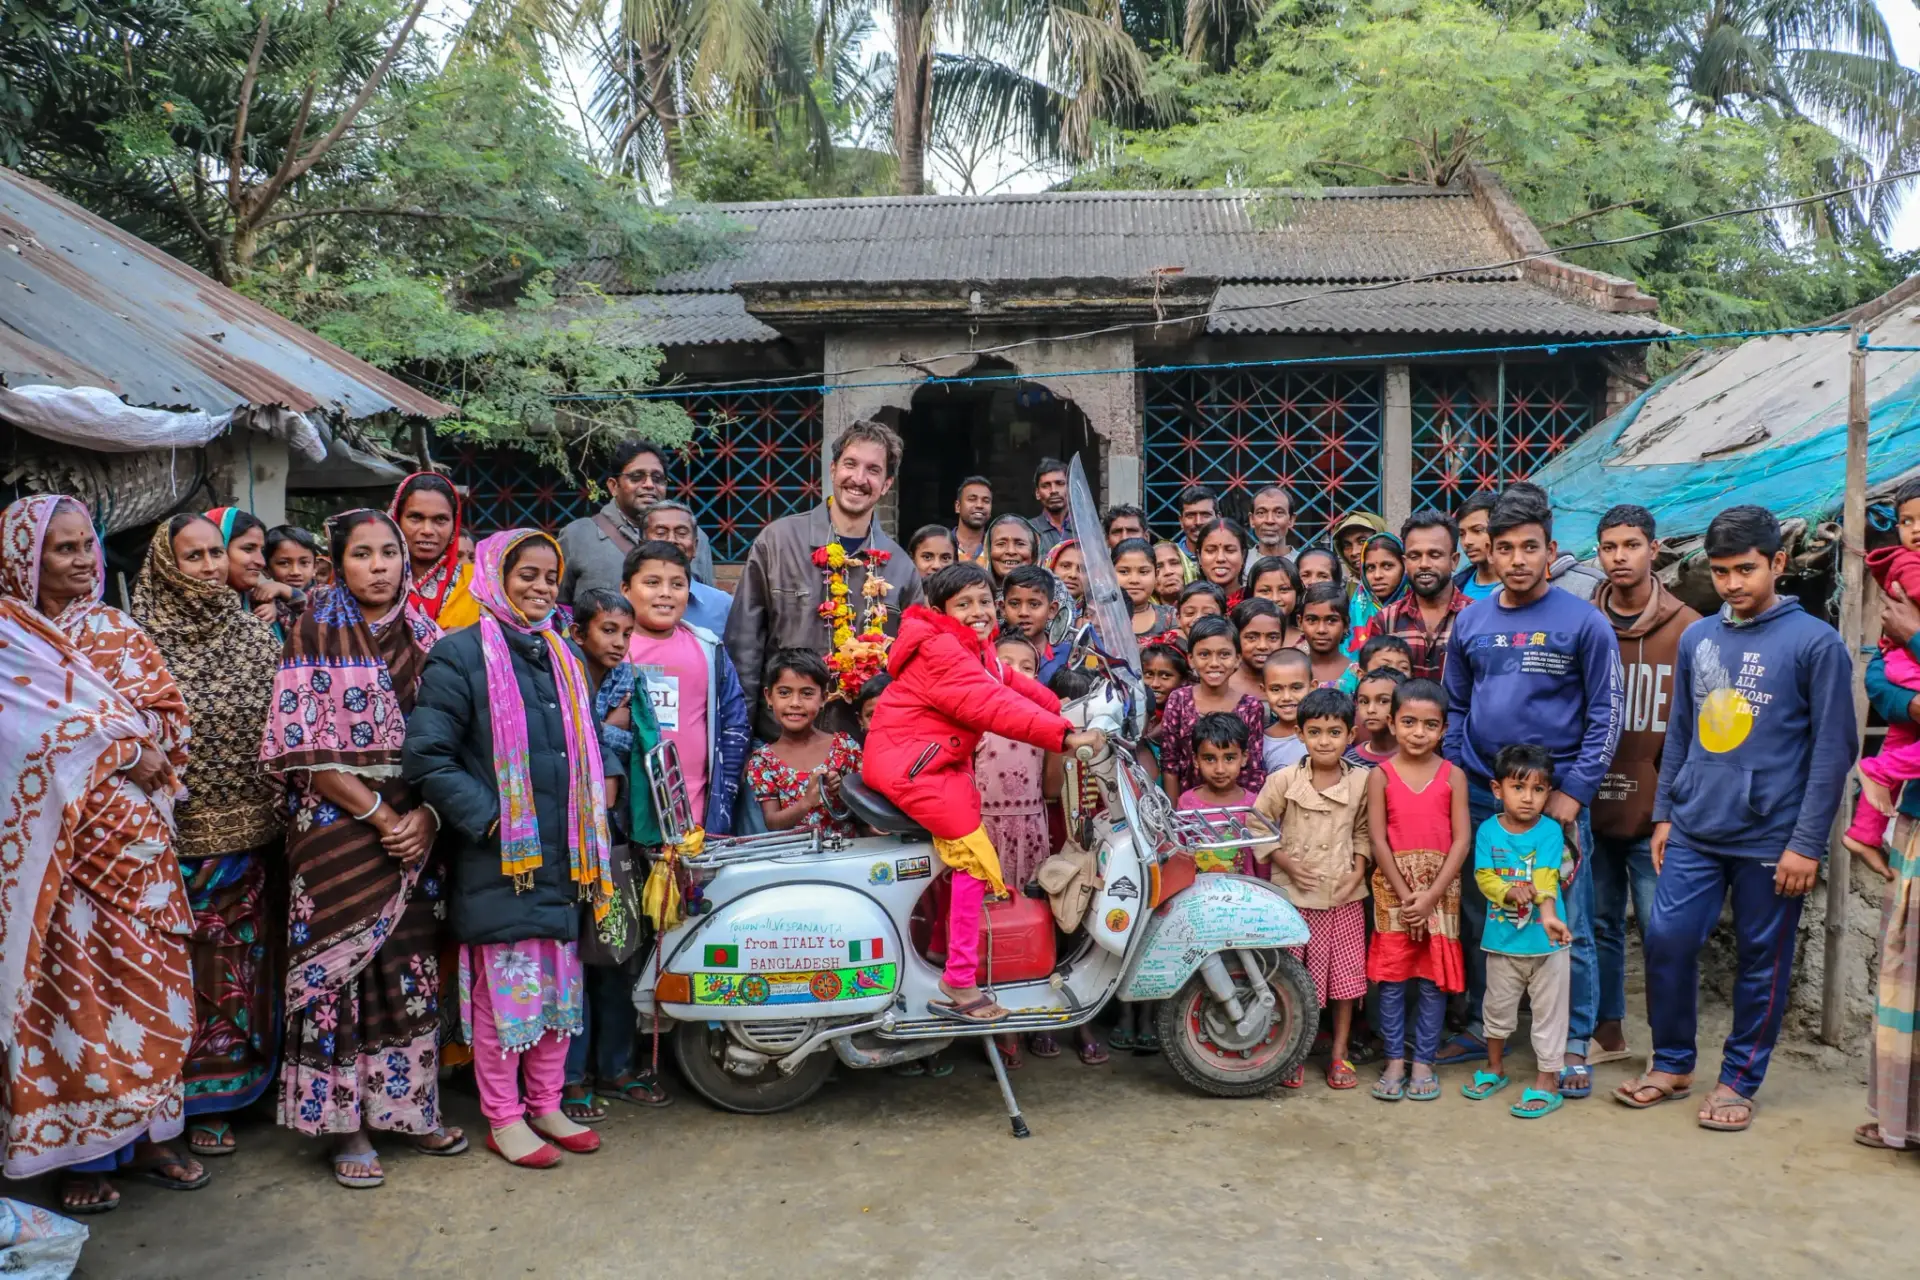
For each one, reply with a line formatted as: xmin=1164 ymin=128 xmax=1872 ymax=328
xmin=0 ymin=495 xmax=204 ymax=1214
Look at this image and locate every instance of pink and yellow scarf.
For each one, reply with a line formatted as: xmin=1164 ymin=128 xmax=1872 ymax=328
xmin=470 ymin=530 xmax=614 ymax=920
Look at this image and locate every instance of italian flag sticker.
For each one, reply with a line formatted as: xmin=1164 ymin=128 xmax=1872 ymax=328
xmin=704 ymin=944 xmax=739 ymax=967
xmin=848 ymin=938 xmax=884 ymax=962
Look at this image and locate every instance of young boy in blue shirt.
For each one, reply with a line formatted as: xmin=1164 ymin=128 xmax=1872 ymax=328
xmin=1463 ymin=744 xmax=1574 ymax=1117
xmin=1617 ymin=505 xmax=1856 ymax=1132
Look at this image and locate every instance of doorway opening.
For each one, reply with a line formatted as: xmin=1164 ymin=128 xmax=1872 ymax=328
xmin=894 ymin=358 xmax=1098 ymax=538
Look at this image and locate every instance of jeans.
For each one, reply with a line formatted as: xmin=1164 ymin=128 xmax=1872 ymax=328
xmin=1463 ymin=777 xmax=1597 ymax=1059
xmin=564 ymin=963 xmax=638 ymax=1086
xmin=1376 ymin=978 xmax=1447 ymax=1063
xmin=1643 ymin=838 xmax=1803 ymax=1097
xmin=1590 ymin=833 xmax=1657 ymax=1026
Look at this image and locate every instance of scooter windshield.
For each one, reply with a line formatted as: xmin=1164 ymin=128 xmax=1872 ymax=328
xmin=1067 ymin=456 xmax=1141 ymax=674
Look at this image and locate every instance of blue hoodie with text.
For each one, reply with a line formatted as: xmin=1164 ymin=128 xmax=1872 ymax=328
xmin=1441 ymin=584 xmax=1623 ymax=804
xmin=1652 ymin=597 xmax=1856 ymax=859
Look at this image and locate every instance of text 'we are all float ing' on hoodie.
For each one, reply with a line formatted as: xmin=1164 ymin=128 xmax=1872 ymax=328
xmin=1652 ymin=596 xmax=1857 ymax=859
xmin=1591 ymin=579 xmax=1701 ymax=840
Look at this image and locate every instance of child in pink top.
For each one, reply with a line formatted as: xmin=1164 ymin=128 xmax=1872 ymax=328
xmin=977 ymin=635 xmax=1054 ymax=889
xmin=1848 ymin=504 xmax=1920 ymax=856
xmin=1178 ymin=712 xmax=1258 ymax=876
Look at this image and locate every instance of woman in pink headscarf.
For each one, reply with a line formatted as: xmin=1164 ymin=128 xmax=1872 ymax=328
xmin=0 ymin=495 xmax=203 ymax=1214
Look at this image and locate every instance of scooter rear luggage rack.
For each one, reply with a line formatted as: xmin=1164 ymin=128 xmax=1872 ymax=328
xmin=686 ymin=829 xmax=833 ymax=866
xmin=1166 ymin=805 xmax=1281 ymax=851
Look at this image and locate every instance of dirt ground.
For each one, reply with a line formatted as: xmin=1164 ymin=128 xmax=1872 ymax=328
xmin=60 ymin=999 xmax=1912 ymax=1280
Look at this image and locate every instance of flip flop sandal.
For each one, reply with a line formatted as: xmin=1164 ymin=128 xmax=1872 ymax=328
xmin=1698 ymin=1094 xmax=1757 ymax=1132
xmin=138 ymin=1154 xmax=211 ymax=1191
xmin=924 ymin=1056 xmax=955 ymax=1078
xmin=1280 ymin=1063 xmax=1306 ymax=1090
xmin=1133 ymin=1028 xmax=1162 ymax=1054
xmin=1347 ymin=1039 xmax=1384 ymax=1066
xmin=412 ymin=1127 xmax=469 ymax=1156
xmin=929 ymin=995 xmax=1010 ymax=1024
xmin=1854 ymin=1122 xmax=1901 ymax=1149
xmin=1511 ymin=1088 xmax=1564 ymax=1119
xmin=1078 ymin=1038 xmax=1110 ymax=1066
xmin=1370 ymin=1073 xmax=1407 ymax=1102
xmin=1109 ymin=1027 xmax=1137 ymax=1051
xmin=562 ymin=1091 xmax=610 ymax=1124
xmin=187 ymin=1120 xmax=238 ymax=1157
xmin=995 ymin=1040 xmax=1025 ymax=1070
xmin=59 ymin=1175 xmax=121 ymax=1216
xmin=609 ymin=1073 xmax=673 ymax=1107
xmin=1587 ymin=1046 xmax=1636 ymax=1065
xmin=331 ymin=1149 xmax=384 ymax=1190
xmin=1433 ymin=1033 xmax=1488 ymax=1067
xmin=1406 ymin=1073 xmax=1443 ymax=1102
xmin=1461 ymin=1070 xmax=1512 ymax=1101
xmin=1558 ymin=1065 xmax=1593 ymax=1098
xmin=1326 ymin=1058 xmax=1359 ymax=1090
xmin=889 ymin=1060 xmax=928 ymax=1077
xmin=1029 ymin=1033 xmax=1062 ymax=1059
xmin=1612 ymin=1077 xmax=1693 ymax=1109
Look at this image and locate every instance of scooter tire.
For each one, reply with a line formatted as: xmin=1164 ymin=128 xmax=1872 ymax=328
xmin=1157 ymin=949 xmax=1317 ymax=1098
xmin=673 ymin=1023 xmax=836 ymax=1115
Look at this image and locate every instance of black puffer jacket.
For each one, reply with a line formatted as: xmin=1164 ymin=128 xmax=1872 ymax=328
xmin=403 ymin=624 xmax=610 ymax=946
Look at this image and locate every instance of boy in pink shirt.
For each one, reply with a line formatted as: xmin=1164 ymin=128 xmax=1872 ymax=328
xmin=620 ymin=541 xmax=751 ymax=835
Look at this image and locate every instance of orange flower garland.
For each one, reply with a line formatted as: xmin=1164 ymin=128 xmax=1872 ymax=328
xmin=812 ymin=504 xmax=894 ymax=701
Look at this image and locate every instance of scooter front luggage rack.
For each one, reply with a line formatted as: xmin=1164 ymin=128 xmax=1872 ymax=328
xmin=686 ymin=828 xmax=844 ymax=867
xmin=1167 ymin=805 xmax=1280 ymax=852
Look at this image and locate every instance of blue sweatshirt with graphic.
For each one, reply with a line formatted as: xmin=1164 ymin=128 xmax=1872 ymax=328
xmin=1652 ymin=598 xmax=1857 ymax=859
xmin=1441 ymin=584 xmax=1623 ymax=805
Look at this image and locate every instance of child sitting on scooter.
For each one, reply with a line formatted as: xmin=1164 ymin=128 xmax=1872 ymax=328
xmin=746 ymin=649 xmax=862 ymax=838
xmin=866 ymin=563 xmax=1105 ymax=1024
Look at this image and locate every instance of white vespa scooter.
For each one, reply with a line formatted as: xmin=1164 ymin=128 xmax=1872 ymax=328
xmin=634 ymin=462 xmax=1317 ymax=1129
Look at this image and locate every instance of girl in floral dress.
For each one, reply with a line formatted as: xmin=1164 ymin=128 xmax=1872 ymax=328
xmin=747 ymin=648 xmax=863 ymax=836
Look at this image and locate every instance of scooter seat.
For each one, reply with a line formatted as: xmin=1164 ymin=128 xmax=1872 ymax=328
xmin=840 ymin=776 xmax=929 ymax=838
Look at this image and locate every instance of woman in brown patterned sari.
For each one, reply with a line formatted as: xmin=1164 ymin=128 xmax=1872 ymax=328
xmin=0 ymin=495 xmax=204 ymax=1214
xmin=260 ymin=509 xmax=466 ymax=1189
xmin=131 ymin=513 xmax=285 ymax=1156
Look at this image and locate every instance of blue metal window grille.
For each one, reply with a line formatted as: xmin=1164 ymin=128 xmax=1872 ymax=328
xmin=1410 ymin=368 xmax=1592 ymax=514
xmin=445 ymin=388 xmax=823 ymax=561
xmin=1144 ymin=368 xmax=1383 ymax=543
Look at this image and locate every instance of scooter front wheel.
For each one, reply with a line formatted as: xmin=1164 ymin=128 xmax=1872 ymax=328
xmin=674 ymin=1023 xmax=836 ymax=1115
xmin=1157 ymin=949 xmax=1316 ymax=1098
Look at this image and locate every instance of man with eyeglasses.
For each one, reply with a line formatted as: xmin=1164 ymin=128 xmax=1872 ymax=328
xmin=559 ymin=439 xmax=716 ymax=608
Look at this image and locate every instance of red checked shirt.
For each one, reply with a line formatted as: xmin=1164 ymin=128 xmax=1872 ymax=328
xmin=1360 ymin=588 xmax=1469 ymax=683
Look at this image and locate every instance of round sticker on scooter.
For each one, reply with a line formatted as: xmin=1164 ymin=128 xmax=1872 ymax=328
xmin=869 ymin=862 xmax=894 ymax=885
xmin=1105 ymin=908 xmax=1130 ymax=932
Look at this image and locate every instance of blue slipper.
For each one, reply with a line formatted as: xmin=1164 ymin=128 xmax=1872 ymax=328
xmin=1511 ymin=1087 xmax=1564 ymax=1119
xmin=1370 ymin=1072 xmax=1407 ymax=1102
xmin=1559 ymin=1065 xmax=1593 ymax=1098
xmin=1433 ymin=1033 xmax=1487 ymax=1067
xmin=1461 ymin=1069 xmax=1511 ymax=1100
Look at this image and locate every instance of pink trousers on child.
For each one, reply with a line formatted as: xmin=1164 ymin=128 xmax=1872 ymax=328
xmin=944 ymin=870 xmax=988 ymax=989
xmin=1850 ymin=719 xmax=1920 ymax=850
xmin=470 ymin=966 xmax=570 ymax=1128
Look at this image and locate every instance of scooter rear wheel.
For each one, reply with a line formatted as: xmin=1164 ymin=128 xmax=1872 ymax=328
xmin=1157 ymin=949 xmax=1316 ymax=1098
xmin=674 ymin=1023 xmax=836 ymax=1115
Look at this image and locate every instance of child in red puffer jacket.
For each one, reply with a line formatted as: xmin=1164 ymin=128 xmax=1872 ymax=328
xmin=865 ymin=562 xmax=1105 ymax=1023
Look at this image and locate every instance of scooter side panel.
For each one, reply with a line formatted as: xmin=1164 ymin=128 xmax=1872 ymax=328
xmin=659 ymin=882 xmax=903 ymax=1018
xmin=1119 ymin=875 xmax=1311 ymax=1001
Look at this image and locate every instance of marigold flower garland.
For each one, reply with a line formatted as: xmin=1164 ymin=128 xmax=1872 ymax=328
xmin=812 ymin=500 xmax=894 ymax=700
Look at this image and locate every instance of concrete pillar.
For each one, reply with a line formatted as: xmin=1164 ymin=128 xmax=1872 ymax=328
xmin=1382 ymin=364 xmax=1412 ymax=531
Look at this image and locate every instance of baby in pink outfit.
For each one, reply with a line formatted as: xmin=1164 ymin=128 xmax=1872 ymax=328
xmin=1846 ymin=525 xmax=1920 ymax=857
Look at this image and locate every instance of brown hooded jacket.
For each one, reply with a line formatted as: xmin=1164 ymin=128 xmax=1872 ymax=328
xmin=1592 ymin=578 xmax=1700 ymax=839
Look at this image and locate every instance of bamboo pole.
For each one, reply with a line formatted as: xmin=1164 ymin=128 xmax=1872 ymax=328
xmin=1821 ymin=325 xmax=1870 ymax=1046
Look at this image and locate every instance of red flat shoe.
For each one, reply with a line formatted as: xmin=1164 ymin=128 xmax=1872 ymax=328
xmin=485 ymin=1130 xmax=563 ymax=1169
xmin=546 ymin=1127 xmax=601 ymax=1155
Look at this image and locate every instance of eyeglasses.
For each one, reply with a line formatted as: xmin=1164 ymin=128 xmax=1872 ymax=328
xmin=619 ymin=468 xmax=666 ymax=485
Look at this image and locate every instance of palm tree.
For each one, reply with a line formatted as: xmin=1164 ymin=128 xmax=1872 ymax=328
xmin=1665 ymin=0 xmax=1920 ymax=233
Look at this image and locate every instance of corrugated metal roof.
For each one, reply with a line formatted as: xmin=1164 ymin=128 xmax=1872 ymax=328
xmin=598 ymin=291 xmax=780 ymax=347
xmin=0 ymin=167 xmax=451 ymax=419
xmin=1208 ymin=281 xmax=1676 ymax=337
xmin=631 ymin=187 xmax=1521 ymax=291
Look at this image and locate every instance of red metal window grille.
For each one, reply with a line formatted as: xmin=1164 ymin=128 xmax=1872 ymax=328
xmin=1410 ymin=370 xmax=1592 ymax=516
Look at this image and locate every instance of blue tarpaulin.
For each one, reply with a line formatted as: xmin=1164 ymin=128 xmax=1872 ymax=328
xmin=1535 ymin=311 xmax=1920 ymax=558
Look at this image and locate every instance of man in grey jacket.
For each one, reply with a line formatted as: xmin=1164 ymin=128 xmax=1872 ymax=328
xmin=725 ymin=419 xmax=924 ymax=737
xmin=558 ymin=439 xmax=715 ymax=608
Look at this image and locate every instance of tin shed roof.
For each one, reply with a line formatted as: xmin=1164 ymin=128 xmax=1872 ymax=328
xmin=0 ymin=167 xmax=451 ymax=420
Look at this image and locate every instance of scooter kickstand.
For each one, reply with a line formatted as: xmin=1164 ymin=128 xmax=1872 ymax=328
xmin=982 ymin=1037 xmax=1031 ymax=1139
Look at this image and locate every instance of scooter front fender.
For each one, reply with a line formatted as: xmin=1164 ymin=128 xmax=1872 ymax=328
xmin=1120 ymin=875 xmax=1311 ymax=1001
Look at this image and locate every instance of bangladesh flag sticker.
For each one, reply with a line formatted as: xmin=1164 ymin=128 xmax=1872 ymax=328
xmin=704 ymin=944 xmax=740 ymax=967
